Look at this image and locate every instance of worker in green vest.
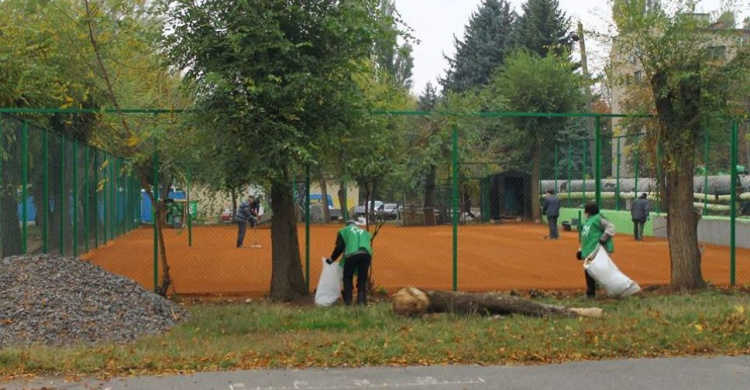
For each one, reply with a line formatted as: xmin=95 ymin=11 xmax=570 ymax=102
xmin=326 ymin=220 xmax=373 ymax=305
xmin=576 ymin=202 xmax=615 ymax=299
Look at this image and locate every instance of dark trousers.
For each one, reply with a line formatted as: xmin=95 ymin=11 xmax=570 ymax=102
xmin=236 ymin=221 xmax=247 ymax=246
xmin=547 ymin=216 xmax=559 ymax=238
xmin=342 ymin=253 xmax=372 ymax=305
xmin=585 ymin=270 xmax=597 ymax=298
xmin=633 ymin=219 xmax=645 ymax=241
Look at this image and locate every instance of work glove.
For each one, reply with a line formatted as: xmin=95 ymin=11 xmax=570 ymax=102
xmin=325 ymin=257 xmax=334 ymax=265
xmin=576 ymin=250 xmax=583 ymax=260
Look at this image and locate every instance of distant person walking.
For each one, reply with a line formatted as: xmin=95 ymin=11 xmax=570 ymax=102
xmin=631 ymin=193 xmax=650 ymax=241
xmin=542 ymin=189 xmax=561 ymax=239
xmin=326 ymin=220 xmax=372 ymax=306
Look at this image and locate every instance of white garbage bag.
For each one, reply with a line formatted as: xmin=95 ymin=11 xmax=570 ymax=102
xmin=314 ymin=257 xmax=342 ymax=307
xmin=584 ymin=247 xmax=641 ymax=298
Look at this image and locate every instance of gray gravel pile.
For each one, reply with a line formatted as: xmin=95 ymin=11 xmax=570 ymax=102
xmin=0 ymin=254 xmax=188 ymax=347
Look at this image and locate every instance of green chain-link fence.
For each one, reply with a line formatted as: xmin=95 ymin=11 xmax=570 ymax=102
xmin=2 ymin=109 xmax=747 ymax=296
xmin=0 ymin=113 xmax=140 ymax=260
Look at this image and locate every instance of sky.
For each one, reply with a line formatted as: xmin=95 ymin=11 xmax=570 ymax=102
xmin=394 ymin=0 xmax=748 ymax=96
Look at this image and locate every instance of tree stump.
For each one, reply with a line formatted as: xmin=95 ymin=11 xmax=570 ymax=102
xmin=392 ymin=287 xmax=602 ymax=318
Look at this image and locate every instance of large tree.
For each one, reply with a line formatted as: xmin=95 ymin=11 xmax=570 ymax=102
xmin=511 ymin=0 xmax=572 ymax=58
xmin=612 ymin=0 xmax=749 ymax=289
xmin=441 ymin=0 xmax=516 ymax=93
xmin=165 ymin=0 xmax=388 ymax=301
xmin=485 ymin=50 xmax=583 ymax=221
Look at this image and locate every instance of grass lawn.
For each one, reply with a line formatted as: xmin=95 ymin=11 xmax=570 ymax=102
xmin=1 ymin=289 xmax=748 ymax=378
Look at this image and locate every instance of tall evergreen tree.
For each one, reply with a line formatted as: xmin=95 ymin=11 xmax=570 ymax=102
xmin=441 ymin=0 xmax=515 ymax=93
xmin=512 ymin=0 xmax=572 ymax=58
xmin=418 ymin=82 xmax=439 ymax=111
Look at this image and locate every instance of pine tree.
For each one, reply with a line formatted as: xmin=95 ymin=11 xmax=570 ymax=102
xmin=441 ymin=0 xmax=515 ymax=93
xmin=512 ymin=0 xmax=572 ymax=58
xmin=418 ymin=82 xmax=439 ymax=111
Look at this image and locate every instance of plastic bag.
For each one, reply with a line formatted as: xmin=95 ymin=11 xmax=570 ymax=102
xmin=315 ymin=257 xmax=342 ymax=307
xmin=584 ymin=247 xmax=641 ymax=298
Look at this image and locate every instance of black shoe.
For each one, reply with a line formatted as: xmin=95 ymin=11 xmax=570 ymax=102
xmin=357 ymin=292 xmax=367 ymax=306
xmin=237 ymin=244 xmax=243 ymax=248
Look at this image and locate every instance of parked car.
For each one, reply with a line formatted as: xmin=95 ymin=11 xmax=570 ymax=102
xmin=381 ymin=203 xmax=401 ymax=220
xmin=353 ymin=201 xmax=384 ymax=216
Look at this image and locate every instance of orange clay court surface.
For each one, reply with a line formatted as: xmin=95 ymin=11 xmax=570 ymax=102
xmin=82 ymin=223 xmax=750 ymax=296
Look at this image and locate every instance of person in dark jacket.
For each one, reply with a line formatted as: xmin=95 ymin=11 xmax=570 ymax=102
xmin=631 ymin=193 xmax=650 ymax=241
xmin=235 ymin=195 xmax=257 ymax=248
xmin=542 ymin=189 xmax=561 ymax=239
xmin=326 ymin=220 xmax=372 ymax=306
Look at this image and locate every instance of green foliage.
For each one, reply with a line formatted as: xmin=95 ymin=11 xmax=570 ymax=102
xmin=511 ymin=0 xmax=572 ymax=58
xmin=164 ymin=0 xmax=386 ymax=184
xmin=485 ymin=50 xmax=583 ymax=167
xmin=374 ymin=0 xmax=414 ymax=90
xmin=441 ymin=0 xmax=516 ymax=93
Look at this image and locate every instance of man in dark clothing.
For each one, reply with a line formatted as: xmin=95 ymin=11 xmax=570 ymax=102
xmin=326 ymin=220 xmax=372 ymax=305
xmin=235 ymin=195 xmax=258 ymax=247
xmin=542 ymin=189 xmax=561 ymax=239
xmin=631 ymin=193 xmax=650 ymax=241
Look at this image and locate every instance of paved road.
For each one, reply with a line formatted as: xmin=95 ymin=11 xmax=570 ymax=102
xmin=4 ymin=355 xmax=749 ymax=390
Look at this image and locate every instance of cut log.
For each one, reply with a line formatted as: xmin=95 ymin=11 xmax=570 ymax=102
xmin=392 ymin=287 xmax=602 ymax=318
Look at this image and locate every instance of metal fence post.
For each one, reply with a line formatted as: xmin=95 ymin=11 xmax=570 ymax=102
xmin=730 ymin=120 xmax=738 ymax=286
xmin=616 ymin=136 xmax=621 ymax=211
xmin=73 ymin=141 xmax=78 ymax=257
xmin=59 ymin=135 xmax=65 ymax=254
xmin=595 ymin=117 xmax=602 ymax=207
xmin=305 ymin=165 xmax=311 ymax=291
xmin=634 ymin=134 xmax=640 ymax=200
xmin=582 ymin=138 xmax=587 ymax=204
xmin=103 ymin=154 xmax=108 ymax=245
xmin=153 ymin=148 xmax=159 ymax=293
xmin=84 ymin=146 xmax=90 ymax=252
xmin=187 ymin=165 xmax=193 ymax=247
xmin=554 ymin=144 xmax=558 ymax=193
xmin=452 ymin=125 xmax=459 ymax=292
xmin=94 ymin=149 xmax=99 ymax=249
xmin=43 ymin=127 xmax=49 ymax=252
xmin=703 ymin=133 xmax=709 ymax=216
xmin=21 ymin=120 xmax=28 ymax=254
xmin=567 ymin=141 xmax=571 ymax=207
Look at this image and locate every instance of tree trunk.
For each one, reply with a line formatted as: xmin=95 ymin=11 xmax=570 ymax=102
xmin=231 ymin=187 xmax=238 ymax=217
xmin=423 ymin=166 xmax=436 ymax=226
xmin=142 ymin=186 xmax=172 ymax=296
xmin=392 ymin=287 xmax=602 ymax=318
xmin=666 ymin=152 xmax=705 ymax=290
xmin=269 ymin=176 xmax=308 ymax=301
xmin=337 ymin=181 xmax=347 ymax=221
xmin=318 ymin=168 xmax=330 ymax=223
xmin=652 ymin=71 xmax=705 ymax=291
xmin=531 ymin=138 xmax=542 ymax=222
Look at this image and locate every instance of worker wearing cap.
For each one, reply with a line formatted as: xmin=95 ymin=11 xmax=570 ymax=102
xmin=326 ymin=220 xmax=372 ymax=305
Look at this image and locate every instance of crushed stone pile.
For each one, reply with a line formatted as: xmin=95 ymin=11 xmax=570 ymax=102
xmin=0 ymin=254 xmax=187 ymax=347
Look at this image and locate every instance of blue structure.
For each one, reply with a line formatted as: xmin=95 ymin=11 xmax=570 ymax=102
xmin=140 ymin=189 xmax=185 ymax=223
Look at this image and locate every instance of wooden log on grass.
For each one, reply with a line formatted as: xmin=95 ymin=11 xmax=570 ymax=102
xmin=392 ymin=287 xmax=602 ymax=318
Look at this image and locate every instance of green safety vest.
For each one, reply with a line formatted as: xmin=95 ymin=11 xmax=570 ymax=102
xmin=339 ymin=225 xmax=372 ymax=259
xmin=581 ymin=213 xmax=614 ymax=258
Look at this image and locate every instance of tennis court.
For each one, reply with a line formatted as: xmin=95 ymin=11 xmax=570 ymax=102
xmin=80 ymin=222 xmax=750 ymax=296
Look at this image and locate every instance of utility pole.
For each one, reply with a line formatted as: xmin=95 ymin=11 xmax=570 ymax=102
xmin=573 ymin=21 xmax=596 ymax=176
